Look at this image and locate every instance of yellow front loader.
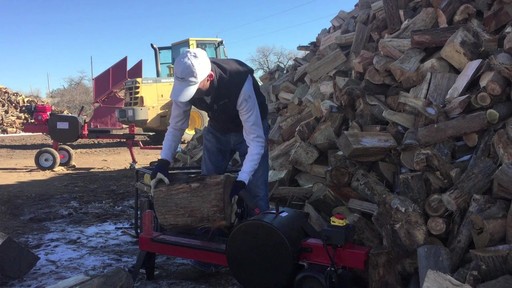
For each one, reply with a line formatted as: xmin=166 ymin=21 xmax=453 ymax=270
xmin=117 ymin=38 xmax=227 ymax=143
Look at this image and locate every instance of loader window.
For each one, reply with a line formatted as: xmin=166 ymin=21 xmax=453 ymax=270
xmin=159 ymin=49 xmax=173 ymax=77
xmin=197 ymin=43 xmax=218 ymax=59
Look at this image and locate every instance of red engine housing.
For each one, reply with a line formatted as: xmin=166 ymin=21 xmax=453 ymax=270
xmin=33 ymin=104 xmax=52 ymax=125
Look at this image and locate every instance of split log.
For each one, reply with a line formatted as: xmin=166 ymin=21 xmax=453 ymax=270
xmin=0 ymin=232 xmax=40 ymax=279
xmin=388 ymin=48 xmax=426 ymax=84
xmin=445 ymin=59 xmax=483 ymax=103
xmin=390 ymin=7 xmax=437 ymax=39
xmin=477 ymin=275 xmax=512 ymax=288
xmin=382 ymin=0 xmax=401 ymax=33
xmin=479 ymin=70 xmax=508 ymax=96
xmin=152 ymin=174 xmax=235 ymax=230
xmin=493 ymin=163 xmax=512 ymax=200
xmin=306 ymin=49 xmax=347 ymax=81
xmin=493 ymin=129 xmax=512 ymax=164
xmin=440 ymin=24 xmax=483 ymax=71
xmin=483 ymin=4 xmax=512 ymax=32
xmin=469 ymin=244 xmax=512 ymax=281
xmin=378 ymin=38 xmax=411 ymax=60
xmin=447 ymin=195 xmax=496 ymax=271
xmin=351 ymin=169 xmax=427 ymax=251
xmin=411 ymin=25 xmax=462 ymax=48
xmin=368 ymin=247 xmax=401 ymax=288
xmin=336 ymin=131 xmax=397 ymax=161
xmin=417 ymin=245 xmax=452 ymax=287
xmin=422 ymin=270 xmax=471 ymax=288
xmin=441 ymin=157 xmax=497 ymax=213
xmin=290 ymin=140 xmax=320 ymax=167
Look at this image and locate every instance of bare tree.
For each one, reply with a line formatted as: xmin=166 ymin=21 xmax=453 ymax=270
xmin=248 ymin=46 xmax=300 ymax=75
xmin=49 ymin=72 xmax=93 ymax=116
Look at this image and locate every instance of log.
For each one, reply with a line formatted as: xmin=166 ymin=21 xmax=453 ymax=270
xmin=479 ymin=70 xmax=508 ymax=96
xmin=493 ymin=163 xmax=512 ymax=200
xmin=493 ymin=129 xmax=512 ymax=164
xmin=445 ymin=59 xmax=483 ymax=103
xmin=483 ymin=4 xmax=512 ymax=32
xmin=427 ymin=217 xmax=449 ymax=237
xmin=422 ymin=270 xmax=471 ymax=288
xmin=368 ymin=247 xmax=401 ymax=288
xmin=306 ymin=49 xmax=347 ymax=81
xmin=470 ymin=216 xmax=507 ymax=249
xmin=411 ymin=25 xmax=463 ymax=48
xmin=389 ymin=48 xmax=426 ymax=83
xmin=447 ymin=195 xmax=496 ymax=271
xmin=441 ymin=157 xmax=497 ymax=212
xmin=440 ymin=24 xmax=483 ymax=71
xmin=417 ymin=245 xmax=452 ymax=287
xmin=426 ymin=72 xmax=458 ymax=107
xmin=378 ymin=38 xmax=411 ymax=60
xmin=383 ymin=0 xmax=401 ymax=33
xmin=152 ymin=174 xmax=235 ymax=230
xmin=351 ymin=170 xmax=427 ymax=251
xmin=477 ymin=275 xmax=512 ymax=288
xmin=417 ymin=102 xmax=512 ymax=146
xmin=424 ymin=194 xmax=448 ymax=217
xmin=289 ymin=140 xmax=320 ymax=167
xmin=469 ymin=244 xmax=512 ymax=281
xmin=0 ymin=232 xmax=39 ymax=279
xmin=336 ymin=131 xmax=398 ymax=161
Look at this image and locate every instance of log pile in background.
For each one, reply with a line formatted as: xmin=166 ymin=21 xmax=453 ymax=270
xmin=0 ymin=85 xmax=45 ymax=134
xmin=261 ymin=0 xmax=512 ymax=287
xmin=173 ymin=0 xmax=512 ymax=287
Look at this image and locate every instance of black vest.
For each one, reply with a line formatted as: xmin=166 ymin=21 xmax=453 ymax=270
xmin=189 ymin=59 xmax=268 ymax=133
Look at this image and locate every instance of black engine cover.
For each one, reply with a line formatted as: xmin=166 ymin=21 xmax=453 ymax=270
xmin=226 ymin=208 xmax=309 ymax=288
xmin=48 ymin=114 xmax=84 ymax=143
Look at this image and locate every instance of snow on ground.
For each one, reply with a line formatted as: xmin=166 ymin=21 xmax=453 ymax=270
xmin=7 ymin=220 xmax=138 ymax=288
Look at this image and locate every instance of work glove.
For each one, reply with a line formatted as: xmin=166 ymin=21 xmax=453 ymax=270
xmin=150 ymin=159 xmax=171 ymax=193
xmin=229 ymin=180 xmax=246 ymax=200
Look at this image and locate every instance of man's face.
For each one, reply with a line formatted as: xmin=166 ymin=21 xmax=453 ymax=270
xmin=191 ymin=71 xmax=213 ymax=99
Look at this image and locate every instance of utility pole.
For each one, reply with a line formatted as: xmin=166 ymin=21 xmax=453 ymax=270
xmin=46 ymin=73 xmax=51 ymax=97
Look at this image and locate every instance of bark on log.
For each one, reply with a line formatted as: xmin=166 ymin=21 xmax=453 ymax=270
xmin=440 ymin=24 xmax=483 ymax=71
xmin=469 ymin=244 xmax=512 ymax=281
xmin=152 ymin=174 xmax=234 ymax=230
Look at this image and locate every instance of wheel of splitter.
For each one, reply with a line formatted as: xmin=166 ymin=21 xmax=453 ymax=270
xmin=35 ymin=148 xmax=60 ymax=170
xmin=58 ymin=145 xmax=74 ymax=166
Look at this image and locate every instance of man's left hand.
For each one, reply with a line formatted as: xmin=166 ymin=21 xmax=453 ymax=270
xmin=230 ymin=180 xmax=246 ymax=199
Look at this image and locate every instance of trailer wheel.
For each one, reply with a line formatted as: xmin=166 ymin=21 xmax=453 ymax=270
xmin=182 ymin=109 xmax=208 ymax=142
xmin=58 ymin=145 xmax=74 ymax=166
xmin=35 ymin=148 xmax=60 ymax=171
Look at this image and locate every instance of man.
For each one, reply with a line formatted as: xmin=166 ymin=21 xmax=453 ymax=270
xmin=150 ymin=48 xmax=270 ymax=218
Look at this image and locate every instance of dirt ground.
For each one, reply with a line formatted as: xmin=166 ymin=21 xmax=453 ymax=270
xmin=0 ymin=134 xmax=240 ymax=287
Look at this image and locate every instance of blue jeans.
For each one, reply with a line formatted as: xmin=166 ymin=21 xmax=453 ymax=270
xmin=201 ymin=123 xmax=270 ymax=216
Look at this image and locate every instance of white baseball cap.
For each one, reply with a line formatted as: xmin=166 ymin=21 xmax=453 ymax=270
xmin=171 ymin=48 xmax=211 ymax=102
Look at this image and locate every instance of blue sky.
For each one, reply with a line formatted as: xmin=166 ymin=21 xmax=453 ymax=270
xmin=0 ymin=0 xmax=357 ymax=96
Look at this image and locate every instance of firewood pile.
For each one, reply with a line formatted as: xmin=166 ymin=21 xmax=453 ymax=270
xmin=172 ymin=0 xmax=512 ymax=287
xmin=0 ymin=85 xmax=45 ymax=134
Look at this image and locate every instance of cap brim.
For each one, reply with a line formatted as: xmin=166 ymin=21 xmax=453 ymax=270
xmin=171 ymin=80 xmax=200 ymax=102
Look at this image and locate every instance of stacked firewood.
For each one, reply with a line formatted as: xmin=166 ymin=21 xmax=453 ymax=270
xmin=172 ymin=0 xmax=512 ymax=287
xmin=0 ymin=86 xmax=43 ymax=134
xmin=259 ymin=0 xmax=512 ymax=287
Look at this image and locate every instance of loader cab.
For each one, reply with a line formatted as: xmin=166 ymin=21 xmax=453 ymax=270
xmin=152 ymin=38 xmax=227 ymax=78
